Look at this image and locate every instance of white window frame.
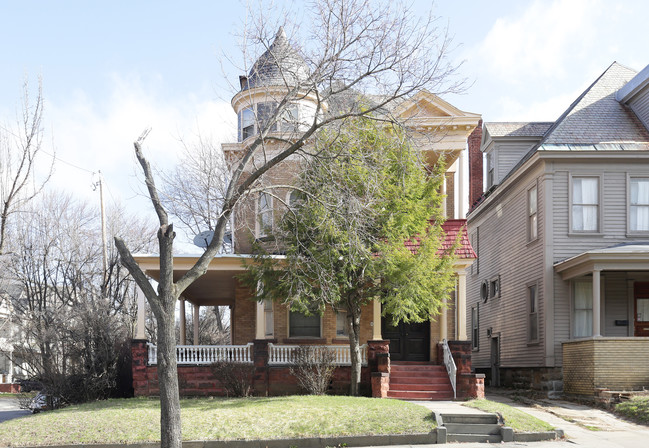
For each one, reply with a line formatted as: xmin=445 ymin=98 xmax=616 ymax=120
xmin=288 ymin=309 xmax=322 ymax=339
xmin=572 ymin=278 xmax=593 ymax=338
xmin=471 ymin=304 xmax=479 ymax=351
xmin=238 ymin=107 xmax=255 ymax=142
xmin=528 ymin=283 xmax=539 ymax=344
xmin=264 ymin=299 xmax=274 ymax=338
xmin=257 ymin=192 xmax=273 ymax=238
xmin=569 ymin=174 xmax=601 ymax=234
xmin=628 ymin=175 xmax=649 ymax=234
xmin=486 ymin=151 xmax=496 ymax=189
xmin=527 ymin=184 xmax=538 ymax=242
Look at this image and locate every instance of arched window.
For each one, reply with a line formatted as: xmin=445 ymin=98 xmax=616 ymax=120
xmin=258 ymin=193 xmax=273 ymax=237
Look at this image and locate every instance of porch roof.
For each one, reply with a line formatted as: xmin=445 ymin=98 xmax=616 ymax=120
xmin=554 ymin=243 xmax=649 ymax=280
xmin=133 ymin=254 xmax=285 ymax=306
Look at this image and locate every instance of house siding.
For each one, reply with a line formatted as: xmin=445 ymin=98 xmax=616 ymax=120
xmin=495 ymin=142 xmax=536 ymax=185
xmin=629 ymin=90 xmax=649 ymax=130
xmin=467 ymin=163 xmax=545 ymax=370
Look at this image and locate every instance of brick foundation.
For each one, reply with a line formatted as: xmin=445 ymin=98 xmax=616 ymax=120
xmin=132 ymin=339 xmax=371 ymax=397
xmin=0 ymin=383 xmax=19 ymax=393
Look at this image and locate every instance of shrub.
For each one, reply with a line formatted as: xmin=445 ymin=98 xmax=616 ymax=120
xmin=290 ymin=346 xmax=337 ymax=395
xmin=210 ymin=361 xmax=255 ymax=397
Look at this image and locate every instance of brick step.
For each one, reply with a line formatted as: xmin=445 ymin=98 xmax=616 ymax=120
xmin=390 ymin=374 xmax=451 ymax=384
xmin=387 ymin=390 xmax=454 ymax=400
xmin=389 ymin=383 xmax=453 ymax=392
xmin=390 ymin=365 xmax=446 ymax=372
xmin=391 ymin=361 xmax=434 ymax=365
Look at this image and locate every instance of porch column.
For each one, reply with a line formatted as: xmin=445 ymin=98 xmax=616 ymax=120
xmin=457 ymin=272 xmax=467 ymax=340
xmin=255 ymin=300 xmax=265 ymax=339
xmin=442 ymin=174 xmax=448 ymax=218
xmin=457 ymin=149 xmax=466 ymax=219
xmin=592 ymin=269 xmax=601 ymax=337
xmin=193 ymin=304 xmax=200 ymax=345
xmin=439 ymin=295 xmax=448 ymax=341
xmin=372 ymin=298 xmax=382 ymax=340
xmin=135 ymin=285 xmax=146 ymax=339
xmin=179 ymin=299 xmax=187 ymax=345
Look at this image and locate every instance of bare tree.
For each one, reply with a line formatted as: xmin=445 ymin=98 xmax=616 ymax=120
xmin=0 ymin=78 xmax=53 ymax=255
xmin=115 ymin=1 xmax=463 ymax=446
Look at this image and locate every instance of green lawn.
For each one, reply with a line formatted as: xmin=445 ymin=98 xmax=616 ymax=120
xmin=615 ymin=396 xmax=649 ymax=425
xmin=0 ymin=396 xmax=436 ymax=446
xmin=464 ymin=399 xmax=555 ymax=432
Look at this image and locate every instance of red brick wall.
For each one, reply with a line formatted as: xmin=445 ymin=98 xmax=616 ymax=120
xmin=468 ymin=119 xmax=483 ymax=209
xmin=0 ymin=383 xmax=19 ymax=393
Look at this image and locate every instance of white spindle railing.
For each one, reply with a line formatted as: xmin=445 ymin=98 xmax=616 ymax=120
xmin=268 ymin=343 xmax=367 ymax=366
xmin=147 ymin=343 xmax=253 ymax=365
xmin=442 ymin=339 xmax=457 ymax=399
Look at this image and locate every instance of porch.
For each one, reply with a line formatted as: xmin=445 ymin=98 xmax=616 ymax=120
xmin=555 ymin=244 xmax=649 ymax=395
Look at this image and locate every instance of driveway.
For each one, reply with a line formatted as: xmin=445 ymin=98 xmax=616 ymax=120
xmin=0 ymin=398 xmax=31 ymax=424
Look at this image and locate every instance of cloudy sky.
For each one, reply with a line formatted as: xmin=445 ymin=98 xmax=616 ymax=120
xmin=0 ymin=0 xmax=647 ymax=248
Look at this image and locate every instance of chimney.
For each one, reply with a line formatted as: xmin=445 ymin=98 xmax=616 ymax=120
xmin=468 ymin=119 xmax=483 ymax=209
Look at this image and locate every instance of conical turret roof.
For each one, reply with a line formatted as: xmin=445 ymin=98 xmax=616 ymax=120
xmin=244 ymin=27 xmax=310 ymax=90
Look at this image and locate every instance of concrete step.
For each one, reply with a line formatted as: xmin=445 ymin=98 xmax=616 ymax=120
xmin=447 ymin=434 xmax=502 ymax=443
xmin=444 ymin=423 xmax=501 ymax=435
xmin=441 ymin=413 xmax=499 ymax=425
xmin=387 ymin=390 xmax=454 ymax=400
xmin=389 ymin=383 xmax=453 ymax=391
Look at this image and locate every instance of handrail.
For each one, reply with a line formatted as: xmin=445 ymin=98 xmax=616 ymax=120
xmin=147 ymin=343 xmax=253 ymax=365
xmin=442 ymin=339 xmax=457 ymax=399
xmin=268 ymin=343 xmax=367 ymax=366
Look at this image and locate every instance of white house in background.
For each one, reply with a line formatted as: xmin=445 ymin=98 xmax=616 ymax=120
xmin=466 ymin=62 xmax=649 ymax=396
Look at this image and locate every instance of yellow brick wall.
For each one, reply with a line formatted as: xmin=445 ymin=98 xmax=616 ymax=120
xmin=563 ymin=338 xmax=649 ymax=395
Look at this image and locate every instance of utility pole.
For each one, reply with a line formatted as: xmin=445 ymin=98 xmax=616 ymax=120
xmin=95 ymin=171 xmax=109 ymax=298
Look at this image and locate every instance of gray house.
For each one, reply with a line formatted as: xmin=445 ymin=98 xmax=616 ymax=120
xmin=466 ymin=62 xmax=649 ymax=395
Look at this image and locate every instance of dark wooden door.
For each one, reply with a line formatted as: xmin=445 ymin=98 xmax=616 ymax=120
xmin=634 ymin=282 xmax=649 ymax=337
xmin=490 ymin=336 xmax=500 ymax=386
xmin=381 ymin=317 xmax=430 ymax=361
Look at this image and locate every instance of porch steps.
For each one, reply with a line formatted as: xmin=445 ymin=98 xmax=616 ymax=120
xmin=387 ymin=362 xmax=454 ymax=401
xmin=440 ymin=413 xmax=503 ymax=443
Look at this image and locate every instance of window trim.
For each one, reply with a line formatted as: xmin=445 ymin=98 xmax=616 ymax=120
xmin=288 ymin=309 xmax=322 ymax=339
xmin=527 ymin=183 xmax=539 ymax=242
xmin=527 ymin=282 xmax=539 ymax=344
xmin=627 ymin=175 xmax=649 ymax=235
xmin=569 ymin=173 xmax=602 ymax=235
xmin=256 ymin=192 xmax=273 ymax=238
xmin=490 ymin=275 xmax=501 ymax=299
xmin=471 ymin=304 xmax=479 ymax=351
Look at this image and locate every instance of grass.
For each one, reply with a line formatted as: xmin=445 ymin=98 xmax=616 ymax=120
xmin=464 ymin=399 xmax=555 ymax=432
xmin=615 ymin=396 xmax=649 ymax=425
xmin=0 ymin=396 xmax=435 ymax=446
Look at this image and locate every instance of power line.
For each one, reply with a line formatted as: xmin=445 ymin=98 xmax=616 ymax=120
xmin=41 ymin=149 xmax=94 ymax=174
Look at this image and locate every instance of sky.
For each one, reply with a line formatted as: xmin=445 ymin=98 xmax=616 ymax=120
xmin=1 ymin=0 xmax=648 ymax=250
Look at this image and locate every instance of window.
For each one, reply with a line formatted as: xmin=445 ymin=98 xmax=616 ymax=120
xmin=258 ymin=193 xmax=273 ymax=237
xmin=630 ymin=177 xmax=649 ymax=232
xmin=264 ymin=299 xmax=274 ymax=337
xmin=528 ymin=185 xmax=538 ymax=241
xmin=487 ymin=152 xmax=495 ymax=188
xmin=471 ymin=305 xmax=479 ymax=350
xmin=287 ymin=190 xmax=304 ymax=208
xmin=336 ymin=311 xmax=348 ymax=338
xmin=280 ymin=104 xmax=299 ymax=132
xmin=573 ymin=279 xmax=593 ymax=338
xmin=572 ymin=176 xmax=599 ymax=232
xmin=257 ymin=102 xmax=278 ymax=133
xmin=239 ymin=107 xmax=255 ymax=141
xmin=289 ymin=310 xmax=321 ymax=338
xmin=490 ymin=276 xmax=500 ymax=299
xmin=528 ymin=285 xmax=538 ymax=342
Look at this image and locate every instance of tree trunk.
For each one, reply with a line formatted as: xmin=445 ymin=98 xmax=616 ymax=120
xmin=347 ymin=308 xmax=362 ymax=396
xmin=156 ymin=301 xmax=182 ymax=448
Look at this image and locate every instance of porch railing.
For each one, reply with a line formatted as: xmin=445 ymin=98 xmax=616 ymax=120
xmin=268 ymin=343 xmax=367 ymax=366
xmin=147 ymin=343 xmax=253 ymax=365
xmin=442 ymin=339 xmax=457 ymax=399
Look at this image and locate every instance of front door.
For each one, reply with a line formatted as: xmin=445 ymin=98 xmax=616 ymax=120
xmin=382 ymin=317 xmax=430 ymax=362
xmin=634 ymin=283 xmax=649 ymax=337
xmin=490 ymin=336 xmax=500 ymax=386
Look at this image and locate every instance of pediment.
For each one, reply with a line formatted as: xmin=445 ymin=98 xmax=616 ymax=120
xmin=394 ymin=90 xmax=480 ymax=122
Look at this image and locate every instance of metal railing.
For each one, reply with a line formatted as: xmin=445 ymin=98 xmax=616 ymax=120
xmin=442 ymin=339 xmax=457 ymax=399
xmin=268 ymin=343 xmax=367 ymax=366
xmin=147 ymin=343 xmax=253 ymax=365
